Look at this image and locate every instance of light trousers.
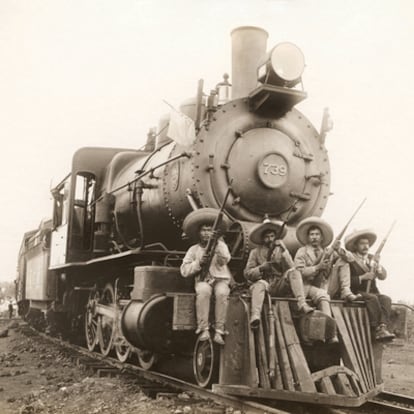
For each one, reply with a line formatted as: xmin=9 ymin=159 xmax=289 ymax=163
xmin=250 ymin=270 xmax=311 ymax=320
xmin=195 ymin=280 xmax=230 ymax=333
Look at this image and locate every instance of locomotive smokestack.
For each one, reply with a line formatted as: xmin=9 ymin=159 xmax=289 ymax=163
xmin=231 ymin=26 xmax=268 ymax=99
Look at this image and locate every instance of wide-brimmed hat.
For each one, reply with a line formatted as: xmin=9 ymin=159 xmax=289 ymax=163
xmin=249 ymin=219 xmax=287 ymax=245
xmin=182 ymin=208 xmax=231 ymax=241
xmin=344 ymin=229 xmax=377 ymax=252
xmin=296 ymin=216 xmax=333 ymax=247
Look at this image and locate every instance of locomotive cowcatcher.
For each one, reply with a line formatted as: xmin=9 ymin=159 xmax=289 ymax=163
xmin=16 ymin=26 xmax=396 ymax=407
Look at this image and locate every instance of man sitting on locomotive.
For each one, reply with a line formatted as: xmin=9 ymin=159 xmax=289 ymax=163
xmin=294 ymin=217 xmax=355 ymax=343
xmin=180 ymin=209 xmax=232 ymax=345
xmin=294 ymin=217 xmax=360 ymax=302
xmin=244 ymin=219 xmax=314 ymax=330
xmin=343 ymin=229 xmax=395 ymax=341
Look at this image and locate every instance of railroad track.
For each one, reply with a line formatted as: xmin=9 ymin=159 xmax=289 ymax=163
xmin=21 ymin=324 xmax=296 ymax=414
xmin=361 ymin=391 xmax=414 ymax=414
xmin=19 ymin=323 xmax=414 ymax=414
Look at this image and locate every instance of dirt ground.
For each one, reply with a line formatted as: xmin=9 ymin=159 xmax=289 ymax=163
xmin=0 ymin=319 xmax=203 ymax=414
xmin=382 ymin=341 xmax=414 ymax=395
xmin=0 ymin=318 xmax=413 ymax=414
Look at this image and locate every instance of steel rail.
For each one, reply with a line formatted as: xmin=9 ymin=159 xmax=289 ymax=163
xmin=363 ymin=391 xmax=414 ymax=414
xmin=23 ymin=325 xmax=292 ymax=414
xmin=21 ymin=324 xmax=414 ymax=414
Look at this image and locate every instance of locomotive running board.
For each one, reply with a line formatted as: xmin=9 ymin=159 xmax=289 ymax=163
xmin=49 ymin=248 xmax=185 ymax=270
xmin=212 ymin=384 xmax=383 ymax=407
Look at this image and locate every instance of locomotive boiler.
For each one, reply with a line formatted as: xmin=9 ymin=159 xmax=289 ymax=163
xmin=15 ymin=26 xmax=392 ymax=408
xmin=47 ymin=26 xmax=329 ymax=268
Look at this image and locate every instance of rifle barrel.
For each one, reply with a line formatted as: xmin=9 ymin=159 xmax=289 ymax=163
xmin=375 ymin=220 xmax=397 ymax=255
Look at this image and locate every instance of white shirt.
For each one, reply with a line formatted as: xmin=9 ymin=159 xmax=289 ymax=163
xmin=180 ymin=239 xmax=232 ymax=282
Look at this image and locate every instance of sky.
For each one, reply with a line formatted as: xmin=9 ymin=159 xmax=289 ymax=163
xmin=1 ymin=0 xmax=413 ymax=301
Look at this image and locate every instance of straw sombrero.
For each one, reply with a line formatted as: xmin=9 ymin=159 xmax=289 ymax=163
xmin=344 ymin=229 xmax=377 ymax=252
xmin=296 ymin=216 xmax=333 ymax=247
xmin=182 ymin=208 xmax=231 ymax=241
xmin=249 ymin=219 xmax=287 ymax=245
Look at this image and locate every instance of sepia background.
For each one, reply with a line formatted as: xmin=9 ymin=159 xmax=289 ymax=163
xmin=1 ymin=0 xmax=413 ymax=301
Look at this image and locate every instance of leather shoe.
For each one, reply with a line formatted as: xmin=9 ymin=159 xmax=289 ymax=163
xmin=213 ymin=332 xmax=225 ymax=345
xmin=327 ymin=335 xmax=339 ymax=344
xmin=299 ymin=303 xmax=315 ymax=314
xmin=345 ymin=293 xmax=363 ymax=302
xmin=198 ymin=330 xmax=210 ymax=341
xmin=250 ymin=318 xmax=260 ymax=330
xmin=375 ymin=325 xmax=395 ymax=342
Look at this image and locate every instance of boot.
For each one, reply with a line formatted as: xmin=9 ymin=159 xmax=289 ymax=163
xmin=250 ymin=318 xmax=260 ymax=330
xmin=198 ymin=330 xmax=210 ymax=341
xmin=213 ymin=331 xmax=225 ymax=345
xmin=297 ymin=298 xmax=314 ymax=314
xmin=375 ymin=324 xmax=395 ymax=341
xmin=345 ymin=293 xmax=363 ymax=302
xmin=327 ymin=335 xmax=339 ymax=344
xmin=289 ymin=270 xmax=315 ymax=315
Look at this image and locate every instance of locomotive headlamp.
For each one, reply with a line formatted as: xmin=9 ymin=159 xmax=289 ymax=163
xmin=258 ymin=42 xmax=305 ymax=88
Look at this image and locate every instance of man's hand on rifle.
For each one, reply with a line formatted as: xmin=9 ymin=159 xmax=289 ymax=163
xmin=260 ymin=261 xmax=273 ymax=273
xmin=360 ymin=271 xmax=375 ymax=281
xmin=371 ymin=254 xmax=381 ymax=272
xmin=212 ymin=229 xmax=222 ymax=239
xmin=332 ymin=239 xmax=341 ymax=252
xmin=316 ymin=259 xmax=330 ymax=271
xmin=199 ymin=254 xmax=209 ymax=267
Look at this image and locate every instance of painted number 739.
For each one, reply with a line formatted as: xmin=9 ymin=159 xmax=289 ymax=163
xmin=263 ymin=162 xmax=287 ymax=176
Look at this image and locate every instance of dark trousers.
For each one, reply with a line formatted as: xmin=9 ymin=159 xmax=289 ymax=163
xmin=359 ymin=292 xmax=391 ymax=328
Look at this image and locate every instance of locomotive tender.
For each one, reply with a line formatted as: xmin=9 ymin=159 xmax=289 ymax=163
xmin=16 ymin=27 xmax=387 ymax=407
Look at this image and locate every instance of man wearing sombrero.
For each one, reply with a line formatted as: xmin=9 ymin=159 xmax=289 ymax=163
xmin=344 ymin=229 xmax=395 ymax=341
xmin=244 ymin=218 xmax=314 ymax=330
xmin=294 ymin=216 xmax=357 ymax=343
xmin=294 ymin=216 xmax=359 ymax=302
xmin=180 ymin=208 xmax=232 ymax=345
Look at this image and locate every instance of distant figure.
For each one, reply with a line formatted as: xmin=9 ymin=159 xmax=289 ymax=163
xmin=8 ymin=301 xmax=13 ymax=319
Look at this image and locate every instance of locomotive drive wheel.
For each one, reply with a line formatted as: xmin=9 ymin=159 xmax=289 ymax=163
xmin=97 ymin=283 xmax=116 ymax=356
xmin=137 ymin=349 xmax=157 ymax=370
xmin=115 ymin=337 xmax=132 ymax=363
xmin=85 ymin=290 xmax=100 ymax=351
xmin=193 ymin=336 xmax=220 ymax=388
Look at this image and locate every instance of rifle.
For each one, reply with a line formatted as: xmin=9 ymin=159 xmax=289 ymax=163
xmin=314 ymin=198 xmax=366 ymax=287
xmin=263 ymin=202 xmax=297 ymax=380
xmin=265 ymin=199 xmax=299 ymax=267
xmin=366 ymin=220 xmax=396 ymax=293
xmin=199 ymin=185 xmax=232 ymax=281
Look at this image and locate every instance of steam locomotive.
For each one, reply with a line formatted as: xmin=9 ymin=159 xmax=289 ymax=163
xmin=16 ymin=27 xmax=391 ymax=407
